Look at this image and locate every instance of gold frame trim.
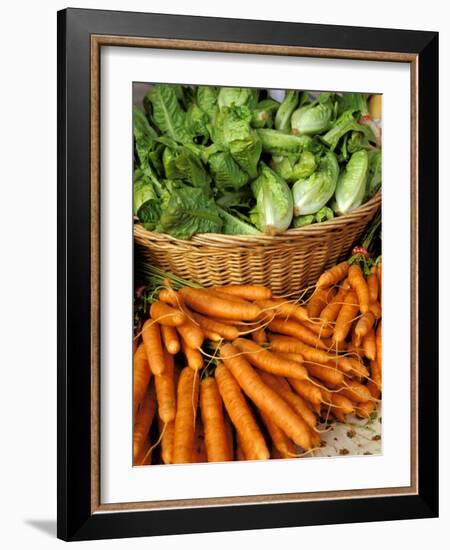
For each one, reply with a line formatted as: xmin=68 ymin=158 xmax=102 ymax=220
xmin=90 ymin=35 xmax=419 ymax=514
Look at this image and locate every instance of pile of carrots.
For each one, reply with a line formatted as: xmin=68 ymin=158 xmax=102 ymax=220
xmin=133 ymin=260 xmax=382 ymax=465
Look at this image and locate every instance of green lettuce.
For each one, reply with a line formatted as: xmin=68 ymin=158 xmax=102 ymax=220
xmin=335 ymin=150 xmax=369 ymax=214
xmin=157 ymin=182 xmax=222 ymax=239
xmin=208 ymin=151 xmax=249 ymax=191
xmin=218 ymin=207 xmax=261 ymax=235
xmin=251 ymin=163 xmax=293 ymax=234
xmin=146 ymin=84 xmax=193 ymax=144
xmin=257 ymin=129 xmax=312 ymax=156
xmin=217 ymin=87 xmax=259 ymax=110
xmin=162 ymin=145 xmax=211 ymax=189
xmin=292 ymin=151 xmax=339 ymax=215
xmin=291 ymin=93 xmax=334 ymax=135
xmin=251 ymin=99 xmax=280 ymax=128
xmin=274 ymin=90 xmax=299 ymax=131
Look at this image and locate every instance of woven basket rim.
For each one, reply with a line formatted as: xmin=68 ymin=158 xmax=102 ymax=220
xmin=134 ymin=190 xmax=381 ymax=246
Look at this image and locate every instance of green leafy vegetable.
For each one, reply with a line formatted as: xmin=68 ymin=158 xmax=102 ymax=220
xmin=208 ymin=151 xmax=249 ymax=191
xmin=293 ymin=214 xmax=315 ymax=228
xmin=257 ymin=129 xmax=312 ymax=156
xmin=274 ymin=90 xmax=300 ymax=131
xmin=315 ymin=206 xmax=335 ymax=223
xmin=366 ymin=150 xmax=382 ymax=199
xmin=133 ymin=169 xmax=161 ymax=230
xmin=337 ymin=92 xmax=369 ymax=116
xmin=321 ymin=110 xmax=376 ymax=151
xmin=133 ymin=85 xmax=382 ymax=238
xmin=292 ymin=151 xmax=339 ymax=215
xmin=146 ymin=84 xmax=193 ymax=144
xmin=251 ymin=163 xmax=293 ymax=234
xmin=291 ymin=93 xmax=334 ymax=135
xmin=217 ymin=87 xmax=259 ymax=110
xmin=162 ymin=145 xmax=211 ymax=188
xmin=196 ymin=86 xmax=219 ymax=121
xmin=218 ymin=207 xmax=261 ymax=235
xmin=157 ymin=182 xmax=222 ymax=239
xmin=251 ymin=99 xmax=280 ymax=128
xmin=335 ymin=150 xmax=369 ymax=214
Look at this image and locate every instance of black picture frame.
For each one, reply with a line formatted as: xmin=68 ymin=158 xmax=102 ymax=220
xmin=57 ymin=7 xmax=439 ymax=541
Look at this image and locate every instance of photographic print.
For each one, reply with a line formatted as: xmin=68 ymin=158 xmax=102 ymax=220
xmin=132 ymin=83 xmax=383 ymax=466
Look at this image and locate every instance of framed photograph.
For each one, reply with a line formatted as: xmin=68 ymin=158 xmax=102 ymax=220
xmin=57 ymin=8 xmax=439 ymax=541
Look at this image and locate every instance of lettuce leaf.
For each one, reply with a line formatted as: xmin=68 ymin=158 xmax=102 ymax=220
xmin=217 ymin=206 xmax=261 ymax=235
xmin=162 ymin=145 xmax=211 ymax=189
xmin=217 ymin=87 xmax=259 ymax=110
xmin=196 ymin=86 xmax=219 ymax=121
xmin=157 ymin=182 xmax=222 ymax=239
xmin=146 ymin=84 xmax=193 ymax=144
xmin=208 ymin=151 xmax=249 ymax=191
xmin=133 ymin=169 xmax=161 ymax=230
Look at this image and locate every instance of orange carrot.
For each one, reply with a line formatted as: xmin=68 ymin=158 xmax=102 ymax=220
xmin=221 ymin=344 xmax=312 ymax=450
xmin=252 ymin=328 xmax=267 ymax=344
xmin=177 ymin=319 xmax=204 ymax=349
xmin=223 ymin=412 xmax=234 ymax=461
xmin=376 ymin=321 xmax=382 ymax=371
xmin=321 ymin=387 xmax=354 ymax=416
xmin=288 ymin=377 xmax=323 ymax=413
xmin=300 ymin=318 xmax=334 ymax=338
xmin=179 ymin=287 xmax=261 ymax=321
xmin=355 ymin=401 xmax=376 ymax=418
xmin=189 ymin=310 xmax=239 ymax=341
xmin=268 ymin=319 xmax=328 ymax=350
xmin=134 ymin=343 xmax=151 ymax=417
xmin=367 ymin=379 xmax=381 ymax=399
xmin=339 ymin=380 xmax=372 ymax=403
xmin=133 ymin=383 xmax=156 ymax=463
xmin=259 ymin=371 xmax=318 ymax=431
xmin=150 ymin=301 xmax=186 ymax=327
xmin=362 ymin=328 xmax=377 ymax=361
xmin=215 ymin=285 xmax=272 ymax=301
xmin=337 ymin=356 xmax=369 ymax=378
xmin=319 ymin=284 xmax=349 ymax=324
xmin=200 ymin=377 xmax=232 ymax=462
xmin=333 ymin=290 xmax=359 ymax=345
xmin=204 ymin=330 xmax=223 ymax=342
xmin=304 ymin=362 xmax=344 ymax=386
xmin=316 ymin=261 xmax=350 ymax=289
xmin=256 ymin=299 xmax=309 ymax=324
xmin=172 ymin=367 xmax=199 ymax=464
xmin=158 ymin=287 xmax=181 ymax=307
xmin=233 ymin=337 xmax=308 ymax=380
xmin=377 ymin=261 xmax=382 ymax=299
xmin=192 ymin=418 xmax=207 ymax=463
xmin=134 ymin=439 xmax=153 ymax=466
xmin=348 ymin=264 xmax=370 ymax=314
xmin=215 ymin=363 xmax=269 ymax=460
xmin=367 ymin=266 xmax=379 ymax=303
xmin=154 ymin=351 xmax=176 ymax=423
xmin=354 ymin=311 xmax=376 ymax=345
xmin=142 ymin=320 xmax=166 ymax=375
xmin=236 ymin=437 xmax=246 ymax=461
xmin=161 ymin=324 xmax=180 ymax=355
xmin=260 ymin=411 xmax=296 ymax=458
xmin=307 ymin=288 xmax=334 ymax=319
xmin=369 ymin=301 xmax=382 ymax=319
xmin=181 ymin=340 xmax=204 ymax=371
xmin=269 ymin=335 xmax=333 ymax=366
xmin=159 ymin=417 xmax=175 ymax=465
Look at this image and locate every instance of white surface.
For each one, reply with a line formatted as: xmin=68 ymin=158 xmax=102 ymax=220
xmin=101 ymin=44 xmax=410 ymax=505
xmin=0 ymin=1 xmax=447 ymax=549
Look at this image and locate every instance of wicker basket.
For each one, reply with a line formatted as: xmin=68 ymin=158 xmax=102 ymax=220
xmin=134 ymin=192 xmax=381 ymax=295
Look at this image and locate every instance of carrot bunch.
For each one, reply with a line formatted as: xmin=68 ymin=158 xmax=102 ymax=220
xmin=133 ymin=261 xmax=382 ymax=465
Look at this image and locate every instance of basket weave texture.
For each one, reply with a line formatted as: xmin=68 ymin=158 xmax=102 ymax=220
xmin=134 ymin=192 xmax=381 ymax=295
